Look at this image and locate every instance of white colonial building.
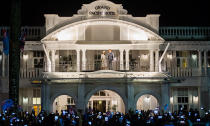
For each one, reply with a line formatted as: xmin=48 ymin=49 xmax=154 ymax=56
xmin=0 ymin=0 xmax=210 ymax=115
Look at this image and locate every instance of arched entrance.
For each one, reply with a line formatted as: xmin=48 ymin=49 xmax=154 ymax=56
xmin=53 ymin=95 xmax=76 ymax=114
xmin=87 ymin=90 xmax=125 ymax=113
xmin=136 ymin=94 xmax=159 ymax=111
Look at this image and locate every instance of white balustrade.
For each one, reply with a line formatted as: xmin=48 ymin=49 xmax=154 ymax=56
xmin=0 ymin=26 xmax=45 ymax=40
xmin=159 ymin=27 xmax=210 ymax=40
xmin=19 ymin=68 xmax=43 ymax=79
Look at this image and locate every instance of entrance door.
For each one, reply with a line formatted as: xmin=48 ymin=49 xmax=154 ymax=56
xmin=87 ymin=90 xmax=125 ymax=113
xmin=93 ymin=100 xmax=106 ymax=113
xmin=136 ymin=94 xmax=159 ymax=111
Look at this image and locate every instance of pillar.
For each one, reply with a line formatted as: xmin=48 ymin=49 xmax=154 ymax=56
xmin=76 ymin=50 xmax=80 ymax=72
xmin=155 ymin=50 xmax=159 ymax=72
xmin=46 ymin=50 xmax=51 ymax=72
xmin=172 ymin=51 xmax=177 ymax=76
xmin=127 ymin=84 xmax=135 ymax=113
xmin=120 ymin=49 xmax=124 ymax=71
xmin=125 ymin=49 xmax=130 ymax=71
xmin=198 ymin=50 xmax=202 ymax=75
xmin=41 ymin=83 xmax=46 ymax=112
xmin=51 ymin=50 xmax=56 ymax=72
xmin=204 ymin=50 xmax=207 ymax=75
xmin=161 ymin=83 xmax=170 ymax=113
xmin=150 ymin=50 xmax=154 ymax=72
xmin=77 ymin=83 xmax=85 ymax=113
xmin=41 ymin=83 xmax=51 ymax=113
xmin=82 ymin=49 xmax=86 ymax=71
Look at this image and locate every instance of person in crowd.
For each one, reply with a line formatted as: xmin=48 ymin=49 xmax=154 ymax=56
xmin=107 ymin=49 xmax=114 ymax=70
xmin=101 ymin=51 xmax=107 ymax=70
xmin=0 ymin=108 xmax=210 ymax=126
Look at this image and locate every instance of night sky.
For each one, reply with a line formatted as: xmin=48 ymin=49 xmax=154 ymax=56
xmin=1 ymin=0 xmax=210 ymax=26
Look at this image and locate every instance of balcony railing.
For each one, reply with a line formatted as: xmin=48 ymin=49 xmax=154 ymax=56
xmin=167 ymin=67 xmax=201 ymax=77
xmin=19 ymin=68 xmax=43 ymax=79
xmin=0 ymin=26 xmax=45 ymax=41
xmin=159 ymin=27 xmax=210 ymax=40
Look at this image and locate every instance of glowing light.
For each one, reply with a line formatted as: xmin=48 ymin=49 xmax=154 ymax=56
xmin=51 ymin=21 xmax=150 ymax=41
xmin=144 ymin=96 xmax=151 ymax=102
xmin=54 ymin=27 xmax=77 ymax=40
xmin=167 ymin=54 xmax=172 ymax=60
xmin=170 ymin=97 xmax=173 ymax=104
xmin=23 ymin=97 xmax=28 ymax=104
xmin=192 ymin=54 xmax=197 ymax=60
xmin=193 ymin=96 xmax=198 ymax=103
xmin=99 ymin=101 xmax=102 ymax=104
xmin=23 ymin=54 xmax=29 ymax=61
xmin=129 ymin=29 xmax=148 ymax=40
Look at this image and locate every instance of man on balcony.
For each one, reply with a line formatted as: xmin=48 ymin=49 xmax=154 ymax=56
xmin=107 ymin=49 xmax=114 ymax=70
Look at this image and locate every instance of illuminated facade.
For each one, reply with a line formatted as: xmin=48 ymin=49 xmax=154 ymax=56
xmin=0 ymin=0 xmax=210 ymax=114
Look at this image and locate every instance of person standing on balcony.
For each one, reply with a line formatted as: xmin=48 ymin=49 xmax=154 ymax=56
xmin=101 ymin=51 xmax=107 ymax=70
xmin=107 ymin=49 xmax=114 ymax=70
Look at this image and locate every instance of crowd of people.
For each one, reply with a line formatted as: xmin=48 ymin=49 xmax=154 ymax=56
xmin=0 ymin=108 xmax=210 ymax=126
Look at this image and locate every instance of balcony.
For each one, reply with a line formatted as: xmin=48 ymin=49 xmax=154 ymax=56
xmin=0 ymin=26 xmax=45 ymax=41
xmin=159 ymin=27 xmax=210 ymax=40
xmin=19 ymin=68 xmax=43 ymax=79
xmin=43 ymin=70 xmax=172 ymax=84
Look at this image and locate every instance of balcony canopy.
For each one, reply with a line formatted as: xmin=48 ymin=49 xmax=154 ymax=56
xmin=42 ymin=19 xmax=164 ymax=43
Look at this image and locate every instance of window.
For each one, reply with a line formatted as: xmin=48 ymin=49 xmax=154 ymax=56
xmin=177 ymin=97 xmax=188 ymax=103
xmin=67 ymin=97 xmax=75 ymax=105
xmin=33 ymin=88 xmax=41 ymax=105
xmin=172 ymin=88 xmax=198 ymax=112
xmin=100 ymin=91 xmax=106 ymax=96
xmin=94 ymin=91 xmax=106 ymax=96
xmin=33 ymin=51 xmax=44 ymax=68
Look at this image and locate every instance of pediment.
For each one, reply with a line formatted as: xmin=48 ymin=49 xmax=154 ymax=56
xmin=77 ymin=0 xmax=128 ymax=19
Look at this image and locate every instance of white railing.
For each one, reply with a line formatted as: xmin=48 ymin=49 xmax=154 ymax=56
xmin=0 ymin=26 xmax=45 ymax=40
xmin=43 ymin=71 xmax=169 ymax=79
xmin=19 ymin=68 xmax=43 ymax=79
xmin=159 ymin=27 xmax=210 ymax=40
xmin=168 ymin=68 xmax=200 ymax=77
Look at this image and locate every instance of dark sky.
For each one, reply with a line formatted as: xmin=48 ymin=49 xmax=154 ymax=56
xmin=1 ymin=0 xmax=210 ymax=26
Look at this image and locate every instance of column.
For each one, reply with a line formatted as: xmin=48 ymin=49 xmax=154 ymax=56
xmin=76 ymin=50 xmax=80 ymax=72
xmin=2 ymin=53 xmax=5 ymax=77
xmin=204 ymin=50 xmax=207 ymax=75
xmin=41 ymin=83 xmax=46 ymax=112
xmin=161 ymin=83 xmax=170 ymax=113
xmin=172 ymin=51 xmax=177 ymax=76
xmin=42 ymin=83 xmax=51 ymax=113
xmin=155 ymin=50 xmax=159 ymax=72
xmin=149 ymin=50 xmax=154 ymax=72
xmin=127 ymin=84 xmax=135 ymax=113
xmin=46 ymin=50 xmax=51 ymax=72
xmin=82 ymin=49 xmax=86 ymax=71
xmin=77 ymin=83 xmax=85 ymax=113
xmin=198 ymin=50 xmax=202 ymax=75
xmin=120 ymin=49 xmax=124 ymax=71
xmin=125 ymin=49 xmax=130 ymax=71
xmin=51 ymin=50 xmax=56 ymax=72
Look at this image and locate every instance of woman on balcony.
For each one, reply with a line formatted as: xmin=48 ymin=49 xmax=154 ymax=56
xmin=101 ymin=51 xmax=107 ymax=70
